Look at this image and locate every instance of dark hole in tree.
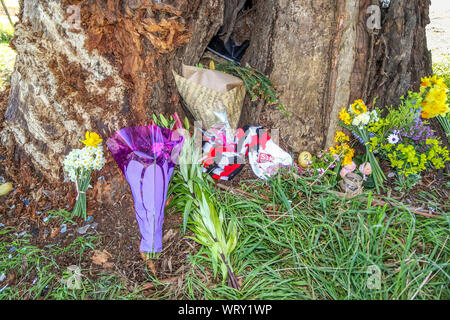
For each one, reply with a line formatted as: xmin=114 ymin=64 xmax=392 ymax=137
xmin=204 ymin=0 xmax=255 ymax=63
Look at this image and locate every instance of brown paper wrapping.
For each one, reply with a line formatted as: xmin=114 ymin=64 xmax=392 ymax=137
xmin=173 ymin=65 xmax=246 ymax=129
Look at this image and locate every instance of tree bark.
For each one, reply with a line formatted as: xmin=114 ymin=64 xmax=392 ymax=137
xmin=1 ymin=0 xmax=223 ymax=180
xmin=1 ymin=0 xmax=432 ymax=181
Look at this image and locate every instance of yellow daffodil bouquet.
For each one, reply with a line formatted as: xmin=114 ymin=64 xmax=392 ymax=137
xmin=339 ymin=99 xmax=386 ymax=192
xmin=419 ymin=75 xmax=449 ymax=141
xmin=63 ymin=131 xmax=106 ymax=220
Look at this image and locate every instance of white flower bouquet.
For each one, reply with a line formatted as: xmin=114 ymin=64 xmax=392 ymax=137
xmin=63 ymin=131 xmax=106 ymax=220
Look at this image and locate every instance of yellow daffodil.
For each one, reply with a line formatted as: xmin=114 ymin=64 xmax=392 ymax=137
xmin=80 ymin=131 xmax=103 ymax=147
xmin=431 ymin=75 xmax=448 ymax=89
xmin=421 ymin=86 xmax=449 ymax=118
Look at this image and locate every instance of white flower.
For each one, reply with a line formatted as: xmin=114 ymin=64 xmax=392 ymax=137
xmin=352 ymin=113 xmax=371 ymax=129
xmin=361 ymin=113 xmax=370 ymax=125
xmin=369 ymin=110 xmax=379 ymax=123
xmin=63 ymin=145 xmax=105 ymax=182
xmin=352 ymin=116 xmax=361 ymax=127
xmin=387 ymin=134 xmax=400 ymax=144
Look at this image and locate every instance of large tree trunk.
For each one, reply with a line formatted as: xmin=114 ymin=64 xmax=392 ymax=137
xmin=1 ymin=0 xmax=223 ymax=180
xmin=1 ymin=0 xmax=432 ymax=182
xmin=241 ymin=0 xmax=432 ymax=151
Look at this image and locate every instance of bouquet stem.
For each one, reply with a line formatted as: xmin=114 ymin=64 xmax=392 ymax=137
xmin=437 ymin=114 xmax=450 ymax=143
xmin=72 ymin=170 xmax=92 ymax=220
xmin=357 ymin=128 xmax=386 ymax=193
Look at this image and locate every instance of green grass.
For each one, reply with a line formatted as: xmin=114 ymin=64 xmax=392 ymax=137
xmin=1 ymin=171 xmax=448 ymax=300
xmin=177 ymin=171 xmax=449 ymax=300
xmin=0 ymin=224 xmax=144 ymax=300
xmin=0 ymin=19 xmax=15 ymax=90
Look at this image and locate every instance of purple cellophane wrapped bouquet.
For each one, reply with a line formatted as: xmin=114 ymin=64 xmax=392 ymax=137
xmin=107 ymin=125 xmax=184 ymax=253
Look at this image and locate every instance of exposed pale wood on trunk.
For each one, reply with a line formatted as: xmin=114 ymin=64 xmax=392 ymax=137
xmin=325 ymin=0 xmax=360 ymax=148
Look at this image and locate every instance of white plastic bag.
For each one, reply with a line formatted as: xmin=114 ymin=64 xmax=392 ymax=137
xmin=243 ymin=127 xmax=293 ymax=180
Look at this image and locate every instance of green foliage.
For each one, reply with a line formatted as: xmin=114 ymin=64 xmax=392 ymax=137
xmin=394 ymin=173 xmax=421 ymax=192
xmin=152 ymin=113 xmax=176 ymax=129
xmin=181 ymin=172 xmax=450 ymax=299
xmin=1 ymin=170 xmax=449 ymax=299
xmin=214 ymin=61 xmax=288 ymax=116
xmin=164 ymin=117 xmax=239 ymax=286
xmin=0 ymin=20 xmax=13 ymax=44
xmin=308 ymin=149 xmax=341 ymax=187
xmin=383 ymin=93 xmax=422 ymax=134
xmin=0 ymin=20 xmax=15 ymax=89
xmin=433 ymin=59 xmax=450 ymax=141
xmin=433 ymin=58 xmax=450 ymax=89
xmin=364 ymin=90 xmax=449 ymax=179
xmin=45 ymin=209 xmax=78 ymax=226
xmin=0 ymin=227 xmax=118 ymax=300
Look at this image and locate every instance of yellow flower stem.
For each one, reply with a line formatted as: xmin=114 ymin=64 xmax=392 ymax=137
xmin=357 ymin=128 xmax=386 ymax=193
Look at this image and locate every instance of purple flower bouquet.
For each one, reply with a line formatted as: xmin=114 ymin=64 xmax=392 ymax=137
xmin=107 ymin=125 xmax=184 ymax=253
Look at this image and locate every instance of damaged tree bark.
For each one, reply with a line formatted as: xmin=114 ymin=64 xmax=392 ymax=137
xmin=2 ymin=0 xmax=224 ymax=179
xmin=1 ymin=0 xmax=432 ymax=181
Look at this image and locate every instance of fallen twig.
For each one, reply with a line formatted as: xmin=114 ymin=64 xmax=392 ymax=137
xmin=331 ymin=191 xmax=441 ymax=218
xmin=215 ymin=182 xmax=269 ymax=201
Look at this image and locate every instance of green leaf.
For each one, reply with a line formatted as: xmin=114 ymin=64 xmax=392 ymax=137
xmin=183 ymin=199 xmax=193 ymax=234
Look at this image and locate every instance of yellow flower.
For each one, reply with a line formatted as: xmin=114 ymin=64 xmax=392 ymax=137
xmin=80 ymin=131 xmax=103 ymax=147
xmin=329 ymin=146 xmax=339 ymax=155
xmin=334 ymin=131 xmax=349 ymax=143
xmin=339 ymin=108 xmax=352 ymax=125
xmin=431 ymin=75 xmax=448 ymax=89
xmin=421 ymin=86 xmax=449 ymax=118
xmin=428 ymin=86 xmax=447 ymax=102
xmin=342 ymin=148 xmax=355 ymax=166
xmin=420 ymin=76 xmax=432 ymax=88
xmin=350 ymin=99 xmax=368 ymax=115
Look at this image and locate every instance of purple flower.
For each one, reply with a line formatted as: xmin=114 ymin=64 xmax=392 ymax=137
xmin=398 ymin=118 xmax=435 ymax=145
xmin=353 ymin=131 xmax=366 ymax=144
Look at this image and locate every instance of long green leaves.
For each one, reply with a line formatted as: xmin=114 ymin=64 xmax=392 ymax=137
xmin=167 ymin=125 xmax=240 ymax=289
